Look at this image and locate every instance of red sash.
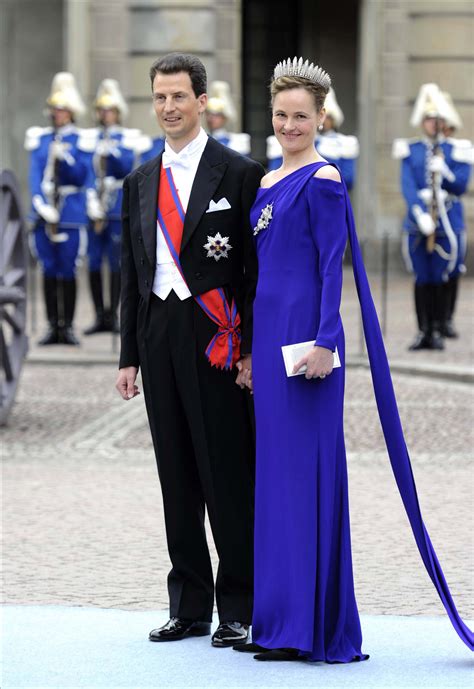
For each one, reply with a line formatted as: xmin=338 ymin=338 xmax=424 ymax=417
xmin=157 ymin=165 xmax=241 ymax=370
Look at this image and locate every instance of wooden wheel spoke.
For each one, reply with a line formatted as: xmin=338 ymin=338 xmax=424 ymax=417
xmin=0 ymin=327 xmax=13 ymax=381
xmin=0 ymin=170 xmax=28 ymax=424
xmin=4 ymin=267 xmax=25 ymax=287
xmin=0 ymin=189 xmax=12 ymax=237
xmin=2 ymin=219 xmax=21 ymax=272
xmin=3 ymin=307 xmax=25 ymax=334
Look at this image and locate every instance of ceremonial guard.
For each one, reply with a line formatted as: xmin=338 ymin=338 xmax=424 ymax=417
xmin=266 ymin=87 xmax=359 ymax=189
xmin=25 ymin=72 xmax=92 ymax=345
xmin=392 ymin=83 xmax=472 ymax=350
xmin=138 ymin=132 xmax=165 ymax=165
xmin=84 ymin=79 xmax=141 ymax=334
xmin=205 ymin=81 xmax=251 ymax=155
xmin=441 ymin=92 xmax=473 ymax=337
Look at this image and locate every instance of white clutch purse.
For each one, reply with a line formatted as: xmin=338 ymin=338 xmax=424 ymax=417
xmin=281 ymin=341 xmax=341 ymax=377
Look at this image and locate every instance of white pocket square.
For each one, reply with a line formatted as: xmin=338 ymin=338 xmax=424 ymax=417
xmin=206 ymin=197 xmax=232 ymax=213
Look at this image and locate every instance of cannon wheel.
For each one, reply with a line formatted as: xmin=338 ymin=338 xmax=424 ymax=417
xmin=0 ymin=170 xmax=29 ymax=425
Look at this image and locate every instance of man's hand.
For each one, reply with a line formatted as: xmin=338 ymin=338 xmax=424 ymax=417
xmin=115 ymin=366 xmax=140 ymax=400
xmin=293 ymin=346 xmax=334 ymax=380
xmin=235 ymin=354 xmax=252 ymax=392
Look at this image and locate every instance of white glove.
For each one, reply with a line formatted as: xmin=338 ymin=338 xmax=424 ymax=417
xmin=96 ymin=139 xmax=120 ymax=158
xmin=428 ymin=155 xmax=455 ymax=182
xmin=418 ymin=188 xmax=433 ymax=205
xmin=103 ymin=175 xmax=118 ymax=192
xmin=413 ymin=205 xmax=435 ymax=236
xmin=50 ymin=140 xmax=74 ymax=165
xmin=86 ymin=190 xmax=105 ymax=221
xmin=33 ymin=195 xmax=60 ymax=224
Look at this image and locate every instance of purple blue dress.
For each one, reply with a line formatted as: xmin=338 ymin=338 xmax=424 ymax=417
xmin=250 ymin=162 xmax=473 ymax=661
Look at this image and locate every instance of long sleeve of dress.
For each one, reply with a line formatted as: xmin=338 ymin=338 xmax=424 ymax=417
xmin=307 ymin=177 xmax=347 ymax=352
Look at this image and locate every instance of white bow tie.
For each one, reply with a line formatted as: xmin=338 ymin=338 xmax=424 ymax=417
xmin=162 ymin=148 xmax=191 ymax=170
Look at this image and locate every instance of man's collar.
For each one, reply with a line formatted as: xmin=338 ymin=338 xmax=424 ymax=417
xmin=163 ymin=127 xmax=208 ymax=168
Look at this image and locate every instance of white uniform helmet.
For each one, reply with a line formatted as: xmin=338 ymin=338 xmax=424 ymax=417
xmin=206 ymin=81 xmax=236 ymax=124
xmin=46 ymin=72 xmax=86 ymax=118
xmin=94 ymin=79 xmax=128 ymax=118
xmin=442 ymin=91 xmax=462 ymax=131
xmin=410 ymin=83 xmax=451 ymax=128
xmin=323 ymin=88 xmax=344 ymax=129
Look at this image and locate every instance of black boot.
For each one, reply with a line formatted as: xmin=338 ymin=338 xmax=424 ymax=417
xmin=84 ymin=271 xmax=108 ymax=335
xmin=60 ymin=278 xmax=80 ymax=345
xmin=108 ymin=271 xmax=121 ymax=333
xmin=408 ymin=283 xmax=432 ymax=351
xmin=429 ymin=283 xmax=445 ymax=350
xmin=440 ymin=277 xmax=459 ymax=338
xmin=38 ymin=276 xmax=60 ymax=345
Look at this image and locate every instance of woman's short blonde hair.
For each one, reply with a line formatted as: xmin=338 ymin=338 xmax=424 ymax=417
xmin=270 ymin=76 xmax=328 ymax=112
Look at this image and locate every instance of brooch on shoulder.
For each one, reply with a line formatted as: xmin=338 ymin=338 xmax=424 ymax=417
xmin=203 ymin=232 xmax=232 ymax=261
xmin=253 ymin=203 xmax=273 ymax=236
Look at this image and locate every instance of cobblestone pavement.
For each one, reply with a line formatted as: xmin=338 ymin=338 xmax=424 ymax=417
xmin=2 ymin=362 xmax=473 ymax=622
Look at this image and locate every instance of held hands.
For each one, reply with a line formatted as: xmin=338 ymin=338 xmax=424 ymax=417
xmin=235 ymin=354 xmax=253 ymax=393
xmin=293 ymin=346 xmax=334 ymax=380
xmin=115 ymin=366 xmax=140 ymax=400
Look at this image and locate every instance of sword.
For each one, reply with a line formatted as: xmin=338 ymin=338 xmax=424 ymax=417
xmin=46 ymin=129 xmax=68 ymax=243
xmin=427 ymin=118 xmax=441 ymax=254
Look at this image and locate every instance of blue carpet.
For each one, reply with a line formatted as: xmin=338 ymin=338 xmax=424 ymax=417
xmin=1 ymin=606 xmax=472 ymax=688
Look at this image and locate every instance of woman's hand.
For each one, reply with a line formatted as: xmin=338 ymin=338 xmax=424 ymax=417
xmin=293 ymin=346 xmax=334 ymax=380
xmin=236 ymin=354 xmax=253 ymax=393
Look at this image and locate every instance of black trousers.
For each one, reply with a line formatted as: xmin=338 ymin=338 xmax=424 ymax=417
xmin=139 ymin=291 xmax=255 ymax=623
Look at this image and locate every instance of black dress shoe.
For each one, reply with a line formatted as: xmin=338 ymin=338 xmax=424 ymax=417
xmin=211 ymin=621 xmax=249 ymax=647
xmin=233 ymin=642 xmax=268 ymax=653
xmin=38 ymin=326 xmax=60 ymax=346
xmin=149 ymin=617 xmax=211 ymax=642
xmin=83 ymin=317 xmax=109 ymax=335
xmin=430 ymin=330 xmax=445 ymax=350
xmin=254 ymin=648 xmax=300 ymax=661
xmin=408 ymin=332 xmax=431 ymax=351
xmin=59 ymin=326 xmax=80 ymax=346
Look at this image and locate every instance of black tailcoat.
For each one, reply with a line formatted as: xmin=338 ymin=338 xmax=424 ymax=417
xmin=119 ymin=136 xmax=264 ymax=623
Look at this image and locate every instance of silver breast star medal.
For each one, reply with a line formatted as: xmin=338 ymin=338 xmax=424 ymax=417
xmin=203 ymin=232 xmax=232 ymax=261
xmin=253 ymin=203 xmax=273 ymax=236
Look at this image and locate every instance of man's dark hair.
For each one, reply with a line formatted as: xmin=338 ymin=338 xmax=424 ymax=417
xmin=149 ymin=53 xmax=207 ymax=97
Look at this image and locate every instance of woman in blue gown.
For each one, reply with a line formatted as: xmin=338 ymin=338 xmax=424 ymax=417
xmin=235 ymin=58 xmax=472 ymax=663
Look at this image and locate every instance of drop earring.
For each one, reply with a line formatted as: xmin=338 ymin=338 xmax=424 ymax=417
xmin=318 ymin=124 xmax=323 ymax=131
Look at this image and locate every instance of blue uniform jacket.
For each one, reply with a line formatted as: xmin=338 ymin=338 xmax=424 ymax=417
xmin=139 ymin=136 xmax=165 ymax=165
xmin=86 ymin=126 xmax=140 ymax=221
xmin=25 ymin=125 xmax=93 ymax=228
xmin=393 ymin=137 xmax=472 ymax=235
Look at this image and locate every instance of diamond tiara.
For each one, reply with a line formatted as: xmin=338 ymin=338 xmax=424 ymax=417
xmin=273 ymin=57 xmax=331 ymax=91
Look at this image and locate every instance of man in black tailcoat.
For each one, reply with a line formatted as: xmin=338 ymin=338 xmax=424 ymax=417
xmin=115 ymin=53 xmax=264 ymax=647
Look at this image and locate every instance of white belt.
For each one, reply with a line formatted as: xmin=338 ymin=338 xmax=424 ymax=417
xmin=58 ymin=185 xmax=82 ymax=196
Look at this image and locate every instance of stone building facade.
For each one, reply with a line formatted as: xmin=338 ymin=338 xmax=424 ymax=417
xmin=1 ymin=0 xmax=472 ymax=263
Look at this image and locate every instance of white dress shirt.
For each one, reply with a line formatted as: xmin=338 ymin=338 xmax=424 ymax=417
xmin=152 ymin=127 xmax=209 ymax=300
